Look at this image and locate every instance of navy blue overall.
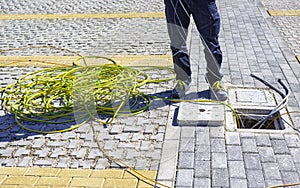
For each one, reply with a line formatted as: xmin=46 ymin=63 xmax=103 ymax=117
xmin=164 ymin=0 xmax=223 ymax=86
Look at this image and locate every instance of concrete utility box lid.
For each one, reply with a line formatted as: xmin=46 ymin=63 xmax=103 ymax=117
xmin=228 ymin=87 xmax=277 ymax=108
xmin=177 ymin=102 xmax=224 ymax=126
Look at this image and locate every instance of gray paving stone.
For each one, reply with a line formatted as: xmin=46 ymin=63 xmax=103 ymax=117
xmin=46 ymin=133 xmax=61 ymax=141
xmin=244 ymin=154 xmax=262 ymax=170
xmin=262 ymin=163 xmax=282 ymax=180
xmin=284 ymin=134 xmax=300 ymax=147
xmin=246 ymin=169 xmax=265 ymax=188
xmin=82 ymin=141 xmax=99 ymax=148
xmin=180 ymin=127 xmax=195 ymax=139
xmin=95 ymin=158 xmax=109 ymax=169
xmin=140 ymin=141 xmax=152 ymax=151
xmin=131 ymin=133 xmax=144 ymax=141
xmin=225 ymin=132 xmax=241 ymax=145
xmin=269 ymin=134 xmax=285 ymax=140
xmin=67 ymin=140 xmax=81 ymax=149
xmin=13 ymin=148 xmax=31 ymax=157
xmin=16 ymin=140 xmax=32 ymax=147
xmin=228 ymin=161 xmax=246 ymax=178
xmin=276 ymin=155 xmax=297 ymax=171
xmin=70 ymin=160 xmax=79 ymax=169
xmin=212 ymin=152 xmax=227 ymax=169
xmin=212 ymin=168 xmax=229 ymax=187
xmin=135 ymin=158 xmax=148 ymax=170
xmin=117 ymin=142 xmax=136 ymax=149
xmin=57 ymin=158 xmax=71 ymax=168
xmin=241 ymin=138 xmax=258 ymax=153
xmin=46 ymin=141 xmax=65 ymax=147
xmin=150 ymin=160 xmax=160 ymax=170
xmin=103 ymin=140 xmax=116 ymax=151
xmin=281 ymin=171 xmax=300 ymax=184
xmin=209 ymin=126 xmax=225 ymax=138
xmin=33 ymin=148 xmax=50 ymax=158
xmin=178 ymin=152 xmax=194 ymax=169
xmin=109 ymin=125 xmax=122 ymax=134
xmin=108 ymin=149 xmax=124 ymax=159
xmin=227 ymin=145 xmax=243 ymax=161
xmin=196 ymin=128 xmax=210 ymax=146
xmin=195 ymin=145 xmax=210 ymax=161
xmin=123 ymin=125 xmax=142 ymax=133
xmin=239 ymin=132 xmax=255 ymax=139
xmin=255 ymin=134 xmax=272 ymax=147
xmin=34 ymin=159 xmax=54 ymax=167
xmin=0 ymin=0 xmax=165 ymax=14
xmin=194 ymin=178 xmax=211 ymax=188
xmin=31 ymin=138 xmax=46 ymax=148
xmin=71 ymin=148 xmax=87 ymax=159
xmin=79 ymin=132 xmax=97 ymax=142
xmin=265 ymin=180 xmax=284 ymax=188
xmin=271 ymin=140 xmax=290 ymax=154
xmin=176 ymin=169 xmax=194 ymax=187
xmin=194 ymin=160 xmax=210 ymax=178
xmin=211 ymin=139 xmax=226 ymax=153
xmin=150 ymin=133 xmax=164 ymax=142
xmin=290 ymin=148 xmax=300 ymax=163
xmin=61 ymin=132 xmax=77 ymax=140
xmin=230 ymin=178 xmax=248 ymax=188
xmin=145 ymin=150 xmax=161 ymax=160
xmin=3 ymin=158 xmax=17 ymax=167
xmin=87 ymin=149 xmax=103 ymax=159
xmin=157 ymin=138 xmax=180 ymax=182
xmin=125 ymin=149 xmax=140 ymax=159
xmin=179 ymin=138 xmax=195 ymax=153
xmin=79 ymin=160 xmax=94 ymax=169
xmin=258 ymin=147 xmax=276 ymax=162
xmin=296 ymin=162 xmax=300 ymax=173
xmin=50 ymin=148 xmax=67 ymax=158
xmin=18 ymin=157 xmax=32 ymax=167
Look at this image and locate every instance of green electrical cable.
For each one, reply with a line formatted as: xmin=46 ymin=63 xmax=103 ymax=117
xmin=0 ymin=56 xmax=177 ymax=133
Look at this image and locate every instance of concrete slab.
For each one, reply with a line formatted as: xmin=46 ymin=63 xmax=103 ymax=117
xmin=228 ymin=87 xmax=277 ymax=108
xmin=177 ymin=102 xmax=224 ymax=126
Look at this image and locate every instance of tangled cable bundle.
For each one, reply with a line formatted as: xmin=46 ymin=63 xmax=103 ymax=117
xmin=0 ymin=56 xmax=174 ymax=134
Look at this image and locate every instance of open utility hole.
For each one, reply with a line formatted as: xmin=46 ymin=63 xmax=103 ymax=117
xmin=236 ymin=109 xmax=285 ymax=130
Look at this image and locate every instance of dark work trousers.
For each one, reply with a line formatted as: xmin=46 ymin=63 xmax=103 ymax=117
xmin=164 ymin=0 xmax=223 ymax=86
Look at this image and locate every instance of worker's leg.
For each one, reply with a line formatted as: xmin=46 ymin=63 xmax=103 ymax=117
xmin=191 ymin=0 xmax=223 ymax=86
xmin=164 ymin=0 xmax=192 ymax=83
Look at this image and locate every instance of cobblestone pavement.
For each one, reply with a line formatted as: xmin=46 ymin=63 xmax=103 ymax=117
xmin=0 ymin=18 xmax=169 ymax=56
xmin=260 ymin=0 xmax=300 ymax=57
xmin=174 ymin=0 xmax=300 ymax=187
xmin=260 ymin=0 xmax=300 ymax=10
xmin=0 ymin=0 xmax=164 ymax=14
xmin=0 ymin=0 xmax=169 ymax=56
xmin=0 ymin=0 xmax=300 ymax=187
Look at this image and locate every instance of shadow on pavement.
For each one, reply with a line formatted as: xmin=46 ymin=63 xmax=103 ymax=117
xmin=0 ymin=89 xmax=210 ymax=142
